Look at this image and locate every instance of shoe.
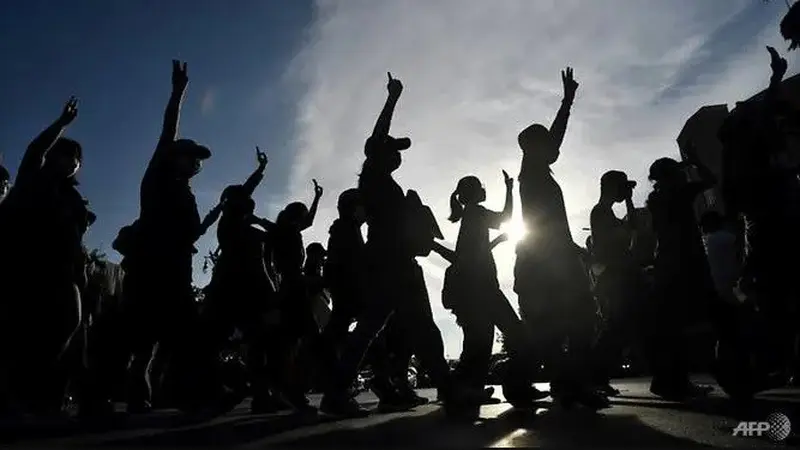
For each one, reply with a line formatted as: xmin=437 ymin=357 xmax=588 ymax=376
xmin=251 ymin=394 xmax=289 ymax=414
xmin=126 ymin=400 xmax=152 ymax=414
xmin=440 ymin=383 xmax=488 ymax=409
xmin=650 ymin=381 xmax=712 ymax=401
xmin=552 ymin=387 xmax=610 ymax=410
xmin=320 ymin=393 xmax=370 ymax=418
xmin=78 ymin=400 xmax=115 ymax=419
xmin=596 ymin=384 xmax=621 ymax=397
xmin=281 ymin=393 xmax=317 ymax=414
xmin=502 ymin=381 xmax=550 ymax=408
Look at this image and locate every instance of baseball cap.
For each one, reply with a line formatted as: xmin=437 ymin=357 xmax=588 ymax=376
xmin=171 ymin=139 xmax=211 ymax=160
xmin=601 ymin=170 xmax=636 ymax=189
xmin=364 ymin=134 xmax=411 ymax=156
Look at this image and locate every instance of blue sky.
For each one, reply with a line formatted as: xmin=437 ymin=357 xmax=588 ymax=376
xmin=1 ymin=0 xmax=798 ymax=357
xmin=0 ymin=0 xmax=313 ymax=284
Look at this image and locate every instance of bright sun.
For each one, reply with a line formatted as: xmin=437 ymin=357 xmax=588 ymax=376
xmin=500 ymin=218 xmax=528 ymax=246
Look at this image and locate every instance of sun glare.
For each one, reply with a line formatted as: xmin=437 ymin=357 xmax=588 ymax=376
xmin=500 ymin=218 xmax=528 ymax=246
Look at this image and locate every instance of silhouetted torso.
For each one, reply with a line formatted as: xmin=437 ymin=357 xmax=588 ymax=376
xmin=272 ymin=222 xmax=305 ymax=281
xmin=590 ymin=204 xmax=630 ymax=269
xmin=139 ymin=142 xmax=199 ymax=282
xmin=647 ymin=182 xmax=707 ymax=270
xmin=217 ymin=215 xmax=271 ymax=283
xmin=455 ymin=205 xmax=499 ymax=283
xmin=359 ymin=164 xmax=411 ymax=262
xmin=325 ymin=218 xmax=365 ymax=292
xmin=518 ymin=169 xmax=573 ymax=255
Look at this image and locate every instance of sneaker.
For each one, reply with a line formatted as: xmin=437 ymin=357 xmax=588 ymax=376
xmin=251 ymin=394 xmax=290 ymax=414
xmin=320 ymin=394 xmax=370 ymax=418
xmin=596 ymin=384 xmax=621 ymax=397
xmin=440 ymin=383 xmax=488 ymax=409
xmin=126 ymin=400 xmax=153 ymax=415
xmin=650 ymin=381 xmax=712 ymax=401
xmin=552 ymin=387 xmax=610 ymax=410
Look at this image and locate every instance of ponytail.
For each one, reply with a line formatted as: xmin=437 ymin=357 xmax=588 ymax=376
xmin=448 ymin=190 xmax=463 ymax=223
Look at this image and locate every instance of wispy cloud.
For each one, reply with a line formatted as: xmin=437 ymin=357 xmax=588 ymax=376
xmin=201 ymin=88 xmax=217 ymax=116
xmin=285 ymin=0 xmax=796 ymax=357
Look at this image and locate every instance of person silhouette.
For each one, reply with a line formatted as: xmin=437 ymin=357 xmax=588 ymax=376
xmin=201 ymin=147 xmax=281 ymax=413
xmin=0 ymin=97 xmax=89 ymax=416
xmin=120 ymin=60 xmax=230 ymax=414
xmin=590 ymin=170 xmax=647 ymax=397
xmin=513 ymin=68 xmax=608 ymax=409
xmin=439 ymin=172 xmax=548 ymax=407
xmin=269 ymin=180 xmax=323 ymax=412
xmin=320 ymin=73 xmax=485 ymax=418
xmin=645 ymin=147 xmax=717 ymax=401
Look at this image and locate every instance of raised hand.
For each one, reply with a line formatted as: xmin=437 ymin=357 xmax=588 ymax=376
xmin=561 ymin=67 xmax=579 ymax=102
xmin=767 ymin=46 xmax=788 ymax=80
xmin=313 ymin=178 xmax=324 ymax=198
xmin=387 ymin=72 xmax=403 ymax=98
xmin=502 ymin=169 xmax=514 ymax=189
xmin=255 ymin=146 xmax=268 ymax=168
xmin=57 ymin=96 xmax=79 ymax=126
xmin=172 ymin=59 xmax=189 ymax=91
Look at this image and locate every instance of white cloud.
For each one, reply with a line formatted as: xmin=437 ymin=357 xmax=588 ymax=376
xmin=201 ymin=88 xmax=217 ymax=116
xmin=285 ymin=0 xmax=795 ymax=357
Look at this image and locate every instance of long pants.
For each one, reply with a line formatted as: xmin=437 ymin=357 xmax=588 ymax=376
xmin=515 ymin=250 xmax=599 ymax=393
xmin=201 ymin=294 xmax=277 ymax=403
xmin=320 ymin=300 xmax=402 ymax=398
xmin=592 ymin=265 xmax=647 ymax=384
xmin=119 ymin=269 xmax=210 ymax=409
xmin=327 ymin=260 xmax=451 ymax=395
xmin=2 ymin=280 xmax=82 ymax=414
xmin=454 ymin=288 xmax=533 ymax=390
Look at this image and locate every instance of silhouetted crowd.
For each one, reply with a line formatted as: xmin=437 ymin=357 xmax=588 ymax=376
xmin=0 ymin=47 xmax=799 ymax=423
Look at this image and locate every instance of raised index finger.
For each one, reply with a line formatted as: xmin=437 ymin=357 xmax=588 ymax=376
xmin=387 ymin=72 xmax=393 ymax=81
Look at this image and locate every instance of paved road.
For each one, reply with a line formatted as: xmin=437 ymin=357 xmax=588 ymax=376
xmin=3 ymin=377 xmax=799 ymax=448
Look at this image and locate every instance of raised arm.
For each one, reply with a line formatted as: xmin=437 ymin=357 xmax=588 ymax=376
xmin=151 ymin=60 xmax=189 ymax=166
xmin=432 ymin=241 xmax=456 ymax=264
xmin=371 ymin=72 xmax=403 ymax=140
xmin=300 ymin=179 xmax=323 ymax=231
xmin=500 ymin=170 xmax=513 ymax=222
xmin=490 ymin=233 xmax=509 ymax=250
xmin=242 ymin=147 xmax=269 ymax=197
xmin=548 ymin=67 xmax=579 ymax=154
xmin=16 ymin=97 xmax=78 ymax=187
xmin=252 ymin=215 xmax=276 ymax=231
xmin=765 ymin=46 xmax=788 ymax=108
xmin=196 ymin=202 xmax=224 ymax=241
xmin=485 ymin=171 xmax=515 ymax=229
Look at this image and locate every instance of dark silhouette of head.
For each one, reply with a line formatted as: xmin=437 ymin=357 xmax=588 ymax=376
xmin=449 ymin=175 xmax=486 ymax=223
xmin=278 ymin=202 xmax=309 ymax=229
xmin=518 ymin=124 xmax=557 ymax=172
xmin=44 ymin=137 xmax=82 ymax=179
xmin=169 ymin=139 xmax=211 ymax=180
xmin=305 ymin=242 xmax=326 ymax=273
xmin=363 ymin=135 xmax=411 ymax=174
xmin=221 ymin=185 xmax=255 ymax=217
xmin=648 ymin=158 xmax=684 ymax=189
xmin=337 ymin=188 xmax=365 ymax=224
xmin=600 ymin=170 xmax=636 ymax=203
